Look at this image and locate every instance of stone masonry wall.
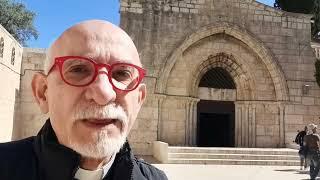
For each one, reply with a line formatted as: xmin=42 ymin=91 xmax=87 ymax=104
xmin=120 ymin=0 xmax=320 ymax=151
xmin=12 ymin=48 xmax=47 ymax=140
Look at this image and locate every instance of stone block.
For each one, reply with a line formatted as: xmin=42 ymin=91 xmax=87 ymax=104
xmin=285 ymin=105 xmax=295 ymax=114
xmin=139 ymin=107 xmax=158 ymax=119
xmin=285 ymin=114 xmax=304 ymax=124
xmin=265 ymin=126 xmax=279 ymax=136
xmin=164 ymin=5 xmax=170 ymax=11
xmin=308 ymin=106 xmax=320 ymax=115
xmin=136 ymin=8 xmax=143 ymax=14
xmin=167 ymin=87 xmax=188 ymax=96
xmin=120 ymin=7 xmax=128 ymax=12
xmin=186 ymin=4 xmax=194 ymax=8
xmin=120 ymin=1 xmax=129 ymax=7
xmin=172 ymin=7 xmax=179 ymax=12
xmin=273 ymin=16 xmax=281 ymax=23
xmin=256 ymin=125 xmax=265 ymax=136
xmin=264 ymin=15 xmax=272 ymax=22
xmin=190 ymin=8 xmax=199 ymax=14
xmin=302 ymin=97 xmax=315 ymax=105
xmin=168 ymin=109 xmax=185 ymax=121
xmin=178 ymin=2 xmax=187 ymax=8
xmin=130 ymin=3 xmax=142 ymax=8
xmin=293 ymin=104 xmax=307 ymax=115
xmin=256 ymin=136 xmax=277 ymax=147
xmin=197 ymin=0 xmax=205 ymax=4
xmin=194 ymin=4 xmax=202 ymax=9
xmin=180 ymin=8 xmax=189 ymax=13
xmin=294 ymin=96 xmax=302 ymax=103
xmin=281 ymin=28 xmax=294 ymax=37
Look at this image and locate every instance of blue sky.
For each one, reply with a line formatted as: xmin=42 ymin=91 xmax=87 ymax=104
xmin=19 ymin=0 xmax=274 ymax=48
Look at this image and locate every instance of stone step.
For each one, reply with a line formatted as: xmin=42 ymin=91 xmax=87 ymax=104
xmin=168 ymin=158 xmax=300 ymax=166
xmin=168 ymin=152 xmax=300 ymax=160
xmin=152 ymin=142 xmax=300 ymax=166
xmin=168 ymin=147 xmax=298 ymax=156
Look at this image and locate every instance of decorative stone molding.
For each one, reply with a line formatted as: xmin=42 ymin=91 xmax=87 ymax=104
xmin=155 ymin=22 xmax=289 ymax=102
xmin=189 ymin=52 xmax=255 ymax=100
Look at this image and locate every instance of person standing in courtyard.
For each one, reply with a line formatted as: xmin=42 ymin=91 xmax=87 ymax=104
xmin=295 ymin=126 xmax=308 ymax=170
xmin=304 ymin=123 xmax=320 ymax=180
xmin=0 ymin=20 xmax=167 ymax=180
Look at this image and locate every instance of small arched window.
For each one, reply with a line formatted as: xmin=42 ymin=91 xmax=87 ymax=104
xmin=0 ymin=37 xmax=4 ymax=58
xmin=11 ymin=47 xmax=15 ymax=65
xmin=199 ymin=67 xmax=236 ymax=89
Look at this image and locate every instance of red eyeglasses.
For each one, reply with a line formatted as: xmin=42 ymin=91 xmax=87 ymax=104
xmin=47 ymin=56 xmax=146 ymax=92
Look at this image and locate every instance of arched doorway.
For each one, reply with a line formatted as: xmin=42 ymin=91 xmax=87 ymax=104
xmin=156 ymin=23 xmax=289 ymax=147
xmin=197 ymin=67 xmax=236 ymax=147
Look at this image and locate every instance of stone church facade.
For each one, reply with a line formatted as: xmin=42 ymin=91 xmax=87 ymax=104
xmin=120 ymin=0 xmax=319 ymax=154
xmin=1 ymin=0 xmax=320 ymax=156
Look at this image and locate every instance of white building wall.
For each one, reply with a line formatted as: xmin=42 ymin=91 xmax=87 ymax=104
xmin=0 ymin=24 xmax=23 ymax=142
xmin=311 ymin=42 xmax=320 ymax=59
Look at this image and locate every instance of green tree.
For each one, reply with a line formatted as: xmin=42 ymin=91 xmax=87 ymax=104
xmin=274 ymin=0 xmax=320 ymax=87
xmin=313 ymin=0 xmax=320 ymax=37
xmin=274 ymin=0 xmax=314 ymax=14
xmin=315 ymin=61 xmax=320 ymax=86
xmin=274 ymin=0 xmax=320 ymax=38
xmin=0 ymin=0 xmax=38 ymax=46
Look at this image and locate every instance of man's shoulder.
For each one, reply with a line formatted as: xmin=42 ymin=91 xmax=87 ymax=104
xmin=0 ymin=137 xmax=38 ymax=179
xmin=305 ymin=133 xmax=320 ymax=140
xmin=133 ymin=157 xmax=168 ymax=180
xmin=305 ymin=134 xmax=313 ymax=138
xmin=0 ymin=136 xmax=34 ymax=151
xmin=0 ymin=136 xmax=36 ymax=160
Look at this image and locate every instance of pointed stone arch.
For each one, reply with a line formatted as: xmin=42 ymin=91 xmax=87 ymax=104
xmin=189 ymin=52 xmax=255 ymax=100
xmin=155 ymin=22 xmax=289 ymax=101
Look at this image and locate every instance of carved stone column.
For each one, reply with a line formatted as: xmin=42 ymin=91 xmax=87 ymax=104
xmin=235 ymin=103 xmax=242 ymax=147
xmin=279 ymin=103 xmax=285 ymax=147
xmin=251 ymin=104 xmax=256 ymax=147
xmin=235 ymin=101 xmax=257 ymax=147
xmin=185 ymin=100 xmax=191 ymax=145
xmin=154 ymin=94 xmax=166 ymax=141
xmin=185 ymin=97 xmax=200 ymax=146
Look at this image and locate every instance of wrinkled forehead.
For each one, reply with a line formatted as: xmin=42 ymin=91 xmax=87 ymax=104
xmin=46 ymin=23 xmax=140 ymax=73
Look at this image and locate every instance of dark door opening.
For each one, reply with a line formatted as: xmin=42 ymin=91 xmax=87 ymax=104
xmin=197 ymin=100 xmax=235 ymax=147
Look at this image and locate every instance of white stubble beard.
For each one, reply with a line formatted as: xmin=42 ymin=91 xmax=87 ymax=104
xmin=69 ymin=102 xmax=128 ymax=159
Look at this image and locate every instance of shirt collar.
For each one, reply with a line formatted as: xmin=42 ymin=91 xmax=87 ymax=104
xmin=102 ymin=153 xmax=116 ymax=178
xmin=74 ymin=153 xmax=116 ymax=180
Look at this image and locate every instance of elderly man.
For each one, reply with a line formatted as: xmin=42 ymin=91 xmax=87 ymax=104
xmin=0 ymin=20 xmax=167 ymax=180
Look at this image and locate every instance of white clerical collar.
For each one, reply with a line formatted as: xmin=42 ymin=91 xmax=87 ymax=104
xmin=74 ymin=154 xmax=116 ymax=180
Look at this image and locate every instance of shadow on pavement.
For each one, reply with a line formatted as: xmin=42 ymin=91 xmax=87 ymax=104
xmin=275 ymin=169 xmax=300 ymax=172
xmin=274 ymin=168 xmax=320 ymax=180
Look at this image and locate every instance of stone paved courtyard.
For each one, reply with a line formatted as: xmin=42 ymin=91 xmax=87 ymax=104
xmin=153 ymin=164 xmax=314 ymax=180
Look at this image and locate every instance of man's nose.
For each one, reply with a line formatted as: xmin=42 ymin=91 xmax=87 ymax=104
xmin=84 ymin=70 xmax=116 ymax=105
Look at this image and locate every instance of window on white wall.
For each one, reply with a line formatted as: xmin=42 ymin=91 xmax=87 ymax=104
xmin=11 ymin=47 xmax=15 ymax=65
xmin=0 ymin=37 xmax=4 ymax=58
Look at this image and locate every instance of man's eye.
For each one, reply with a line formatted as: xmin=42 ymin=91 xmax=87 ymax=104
xmin=112 ymin=70 xmax=132 ymax=81
xmin=68 ymin=65 xmax=90 ymax=73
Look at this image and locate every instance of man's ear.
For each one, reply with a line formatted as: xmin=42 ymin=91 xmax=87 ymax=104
xmin=138 ymin=83 xmax=146 ymax=105
xmin=31 ymin=72 xmax=49 ymax=114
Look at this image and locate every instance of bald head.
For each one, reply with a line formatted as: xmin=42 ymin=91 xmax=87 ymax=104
xmin=45 ymin=20 xmax=140 ymax=74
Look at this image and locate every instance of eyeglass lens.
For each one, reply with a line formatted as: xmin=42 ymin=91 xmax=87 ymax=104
xmin=61 ymin=58 xmax=140 ymax=90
